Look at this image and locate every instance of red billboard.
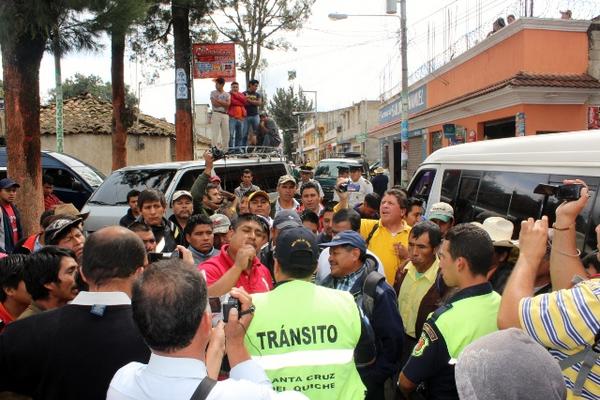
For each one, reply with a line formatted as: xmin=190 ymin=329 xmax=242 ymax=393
xmin=192 ymin=43 xmax=236 ymax=81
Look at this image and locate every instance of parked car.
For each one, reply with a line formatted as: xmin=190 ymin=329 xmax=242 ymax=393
xmin=406 ymin=130 xmax=600 ymax=254
xmin=0 ymin=148 xmax=105 ymax=210
xmin=314 ymin=153 xmax=372 ymax=201
xmin=82 ymin=154 xmax=291 ymax=233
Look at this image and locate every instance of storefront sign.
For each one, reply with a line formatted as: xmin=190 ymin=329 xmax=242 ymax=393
xmin=467 ymin=130 xmax=477 ymax=142
xmin=192 ymin=43 xmax=236 ymax=80
xmin=378 ymin=85 xmax=427 ymax=124
xmin=589 ymin=107 xmax=600 ymax=129
xmin=443 ymin=124 xmax=456 ymax=139
xmin=516 ymin=112 xmax=526 ymax=136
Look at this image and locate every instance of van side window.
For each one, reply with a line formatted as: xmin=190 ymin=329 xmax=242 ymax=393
xmin=43 ymin=168 xmax=77 ymax=190
xmin=408 ymin=169 xmax=436 ymax=202
xmin=454 ymin=171 xmax=481 ymax=223
xmin=251 ymin=164 xmax=288 ymax=193
xmin=440 ymin=169 xmax=461 ymax=205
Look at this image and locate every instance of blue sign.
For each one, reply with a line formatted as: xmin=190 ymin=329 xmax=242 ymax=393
xmin=378 ymin=85 xmax=428 ymax=125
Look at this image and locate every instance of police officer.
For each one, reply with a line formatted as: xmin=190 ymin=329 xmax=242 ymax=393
xmin=245 ymin=226 xmax=375 ymax=400
xmin=398 ymin=224 xmax=501 ymax=400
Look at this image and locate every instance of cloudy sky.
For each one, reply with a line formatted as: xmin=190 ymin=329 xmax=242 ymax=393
xmin=5 ymin=0 xmax=596 ymax=122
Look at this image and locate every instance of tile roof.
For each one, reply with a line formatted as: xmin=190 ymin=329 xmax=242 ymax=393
xmin=411 ymin=72 xmax=600 ymax=118
xmin=40 ymin=93 xmax=174 ymax=137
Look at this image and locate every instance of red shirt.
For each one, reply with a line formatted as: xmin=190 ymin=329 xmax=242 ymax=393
xmin=198 ymin=244 xmax=273 ymax=294
xmin=44 ymin=193 xmax=63 ymax=210
xmin=0 ymin=302 xmax=15 ymax=333
xmin=2 ymin=204 xmax=18 ymax=245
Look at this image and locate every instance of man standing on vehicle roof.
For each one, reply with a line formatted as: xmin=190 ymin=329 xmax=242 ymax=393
xmin=242 ymin=79 xmax=263 ymax=147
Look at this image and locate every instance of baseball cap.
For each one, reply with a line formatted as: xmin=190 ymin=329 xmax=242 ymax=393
xmin=248 ymin=190 xmax=269 ymax=202
xmin=0 ymin=178 xmax=20 ymax=189
xmin=53 ymin=203 xmax=90 ymax=220
xmin=278 ymin=175 xmax=296 ymax=186
xmin=319 ymin=230 xmax=367 ymax=255
xmin=429 ymin=202 xmax=454 ymax=223
xmin=45 ymin=217 xmax=83 ymax=244
xmin=209 ymin=175 xmax=221 ymax=184
xmin=275 ymin=226 xmax=319 ymax=267
xmin=210 ymin=213 xmax=231 ymax=234
xmin=273 ymin=210 xmax=302 ymax=230
xmin=172 ymin=190 xmax=193 ymax=203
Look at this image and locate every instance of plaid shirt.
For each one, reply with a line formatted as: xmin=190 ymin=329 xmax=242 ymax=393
xmin=332 ymin=263 xmax=367 ymax=292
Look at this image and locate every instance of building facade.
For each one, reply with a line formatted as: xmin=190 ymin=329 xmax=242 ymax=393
xmin=370 ymin=18 xmax=600 ymax=186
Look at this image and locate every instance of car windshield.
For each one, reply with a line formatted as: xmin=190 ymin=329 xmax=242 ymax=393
xmin=87 ymin=169 xmax=176 ymax=206
xmin=315 ymin=161 xmax=357 ymax=178
xmin=71 ymin=166 xmax=105 ymax=187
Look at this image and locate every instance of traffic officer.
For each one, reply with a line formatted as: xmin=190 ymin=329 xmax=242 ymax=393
xmin=245 ymin=226 xmax=375 ymax=400
xmin=346 ymin=165 xmax=373 ymax=208
xmin=398 ymin=223 xmax=501 ymax=400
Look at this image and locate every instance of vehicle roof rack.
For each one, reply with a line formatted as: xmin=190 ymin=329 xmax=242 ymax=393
xmin=221 ymin=146 xmax=287 ymax=162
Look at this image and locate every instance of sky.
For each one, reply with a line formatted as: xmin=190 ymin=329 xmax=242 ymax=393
xmin=4 ymin=0 xmax=598 ymax=122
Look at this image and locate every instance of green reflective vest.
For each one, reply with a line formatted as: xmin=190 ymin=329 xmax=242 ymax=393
xmin=245 ymin=280 xmax=366 ymax=400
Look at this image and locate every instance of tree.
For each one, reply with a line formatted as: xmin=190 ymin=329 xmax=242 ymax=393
xmin=210 ymin=0 xmax=315 ymax=85
xmin=129 ymin=1 xmax=214 ymax=161
xmin=48 ymin=73 xmax=139 ymax=108
xmin=47 ymin=10 xmax=100 ymax=153
xmin=90 ymin=0 xmax=150 ymax=171
xmin=267 ymin=86 xmax=312 ymax=159
xmin=0 ymin=1 xmax=91 ymax=235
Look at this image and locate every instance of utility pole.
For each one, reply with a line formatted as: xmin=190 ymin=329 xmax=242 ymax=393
xmin=396 ymin=0 xmax=409 ymax=188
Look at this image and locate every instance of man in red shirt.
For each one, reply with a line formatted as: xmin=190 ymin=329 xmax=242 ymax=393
xmin=198 ymin=213 xmax=272 ymax=297
xmin=43 ymin=175 xmax=63 ymax=210
xmin=0 ymin=178 xmax=22 ymax=254
xmin=0 ymin=254 xmax=30 ymax=331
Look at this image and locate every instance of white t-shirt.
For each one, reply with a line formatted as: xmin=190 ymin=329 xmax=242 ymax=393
xmin=334 ymin=177 xmax=373 ymax=207
xmin=315 ymin=246 xmax=385 ymax=284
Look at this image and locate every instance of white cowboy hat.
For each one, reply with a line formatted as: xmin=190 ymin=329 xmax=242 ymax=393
xmin=473 ymin=217 xmax=518 ymax=248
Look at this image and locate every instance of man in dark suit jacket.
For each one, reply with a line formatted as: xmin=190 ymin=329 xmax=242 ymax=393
xmin=0 ymin=226 xmax=151 ymax=400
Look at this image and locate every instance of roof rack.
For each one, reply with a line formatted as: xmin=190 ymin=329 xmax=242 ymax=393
xmin=222 ymin=146 xmax=287 ymax=161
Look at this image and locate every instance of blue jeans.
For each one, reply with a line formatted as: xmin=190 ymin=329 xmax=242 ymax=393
xmin=242 ymin=115 xmax=260 ymax=146
xmin=229 ymin=118 xmax=243 ymax=148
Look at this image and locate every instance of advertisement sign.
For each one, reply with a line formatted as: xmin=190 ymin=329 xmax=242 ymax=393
xmin=443 ymin=124 xmax=456 ymax=139
xmin=378 ymin=85 xmax=427 ymax=124
xmin=192 ymin=43 xmax=236 ymax=80
xmin=516 ymin=112 xmax=526 ymax=136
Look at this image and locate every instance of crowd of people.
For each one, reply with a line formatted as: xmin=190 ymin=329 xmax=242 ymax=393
xmin=0 ymin=153 xmax=598 ymax=400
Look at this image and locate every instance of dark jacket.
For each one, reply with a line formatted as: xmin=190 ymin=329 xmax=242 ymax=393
xmin=190 ymin=172 xmax=210 ymax=217
xmin=136 ymin=216 xmax=177 ymax=253
xmin=393 ymin=263 xmax=447 ymax=340
xmin=322 ymin=257 xmax=404 ymax=387
xmin=118 ymin=209 xmax=137 ymax=228
xmin=371 ymin=174 xmax=389 ymax=198
xmin=0 ymin=204 xmax=23 ymax=254
xmin=167 ymin=214 xmax=188 ymax=247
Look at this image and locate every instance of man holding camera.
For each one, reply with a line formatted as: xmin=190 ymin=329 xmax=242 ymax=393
xmin=343 ymin=165 xmax=373 ymax=209
xmin=107 ymin=259 xmax=307 ymax=400
xmin=498 ymin=179 xmax=600 ymax=399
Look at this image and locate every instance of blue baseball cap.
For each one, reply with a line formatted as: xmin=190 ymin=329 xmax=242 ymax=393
xmin=275 ymin=226 xmax=318 ymax=267
xmin=319 ymin=230 xmax=367 ymax=255
xmin=0 ymin=178 xmax=20 ymax=189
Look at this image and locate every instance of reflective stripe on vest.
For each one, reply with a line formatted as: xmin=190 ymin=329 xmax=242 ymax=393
xmin=252 ymin=349 xmax=355 ymax=370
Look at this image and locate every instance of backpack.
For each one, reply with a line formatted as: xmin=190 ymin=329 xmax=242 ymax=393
xmin=270 ymin=131 xmax=282 ymax=147
xmin=355 ymin=255 xmax=385 ymax=320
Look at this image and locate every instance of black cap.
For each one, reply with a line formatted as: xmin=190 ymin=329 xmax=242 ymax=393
xmin=273 ymin=210 xmax=302 ymax=230
xmin=337 ymin=166 xmax=350 ymax=172
xmin=44 ymin=217 xmax=83 ymax=244
xmin=349 ymin=165 xmax=362 ymax=171
xmin=275 ymin=226 xmax=318 ymax=268
xmin=0 ymin=178 xmax=20 ymax=189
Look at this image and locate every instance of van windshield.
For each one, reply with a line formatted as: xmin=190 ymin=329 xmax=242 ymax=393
xmin=87 ymin=169 xmax=176 ymax=206
xmin=315 ymin=161 xmax=356 ymax=178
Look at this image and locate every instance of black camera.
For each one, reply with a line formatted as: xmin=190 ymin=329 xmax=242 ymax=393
xmin=210 ymin=146 xmax=228 ymax=161
xmin=337 ymin=180 xmax=350 ymax=193
xmin=534 ymin=183 xmax=583 ymax=202
xmin=222 ymin=297 xmax=241 ymax=323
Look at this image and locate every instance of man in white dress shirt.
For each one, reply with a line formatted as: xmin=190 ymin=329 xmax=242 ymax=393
xmin=107 ymin=258 xmax=306 ymax=400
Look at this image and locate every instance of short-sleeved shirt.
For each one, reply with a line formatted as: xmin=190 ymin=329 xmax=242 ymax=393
xmin=243 ymin=90 xmax=262 ymax=116
xmin=210 ymin=90 xmax=230 ymax=113
xmin=359 ymin=219 xmax=410 ymax=285
xmin=519 ymin=279 xmax=600 ymax=399
xmin=402 ymin=282 xmax=501 ymax=400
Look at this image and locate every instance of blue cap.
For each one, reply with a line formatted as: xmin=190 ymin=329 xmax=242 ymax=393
xmin=0 ymin=178 xmax=20 ymax=189
xmin=275 ymin=226 xmax=318 ymax=267
xmin=319 ymin=230 xmax=367 ymax=255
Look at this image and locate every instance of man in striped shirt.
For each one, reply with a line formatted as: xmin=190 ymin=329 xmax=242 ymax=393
xmin=499 ymin=180 xmax=599 ymax=399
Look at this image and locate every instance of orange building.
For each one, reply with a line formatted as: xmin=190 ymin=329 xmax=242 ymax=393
xmin=370 ymin=18 xmax=600 ymax=185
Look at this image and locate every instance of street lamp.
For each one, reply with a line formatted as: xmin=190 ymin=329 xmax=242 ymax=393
xmin=329 ymin=4 xmax=409 ymax=188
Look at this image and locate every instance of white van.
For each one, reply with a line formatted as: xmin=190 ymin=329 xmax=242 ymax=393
xmin=406 ymin=130 xmax=600 ymax=254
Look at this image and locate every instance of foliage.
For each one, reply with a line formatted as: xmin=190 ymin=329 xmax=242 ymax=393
xmin=128 ymin=0 xmax=215 ymax=83
xmin=48 ymin=73 xmax=139 ymax=108
xmin=267 ymin=85 xmax=313 ymax=159
xmin=210 ymin=0 xmax=315 ymax=85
